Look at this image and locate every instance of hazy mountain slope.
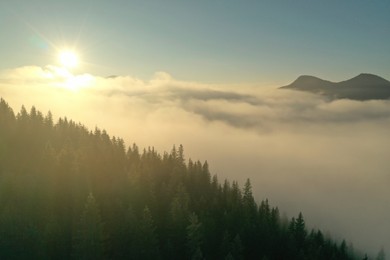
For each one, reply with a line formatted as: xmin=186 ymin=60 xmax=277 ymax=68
xmin=0 ymin=98 xmax=365 ymax=259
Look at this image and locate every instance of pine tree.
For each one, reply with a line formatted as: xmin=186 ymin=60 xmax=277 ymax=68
xmin=113 ymin=205 xmax=138 ymax=259
xmin=186 ymin=213 xmax=203 ymax=260
xmin=242 ymin=179 xmax=256 ymax=216
xmin=73 ymin=193 xmax=104 ymax=260
xmin=137 ymin=206 xmax=161 ymax=259
xmin=294 ymin=212 xmax=307 ymax=249
xmin=376 ymin=247 xmax=386 ymax=260
xmin=169 ymin=184 xmax=190 ymax=258
xmin=231 ymin=234 xmax=244 ymax=260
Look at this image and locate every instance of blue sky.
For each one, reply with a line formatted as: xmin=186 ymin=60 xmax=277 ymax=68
xmin=1 ymin=0 xmax=389 ymax=84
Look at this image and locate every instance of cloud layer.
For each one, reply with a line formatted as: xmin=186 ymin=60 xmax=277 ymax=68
xmin=1 ymin=66 xmax=390 ymax=256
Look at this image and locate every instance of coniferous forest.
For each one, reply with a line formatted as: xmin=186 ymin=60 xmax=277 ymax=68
xmin=0 ymin=98 xmax=370 ymax=259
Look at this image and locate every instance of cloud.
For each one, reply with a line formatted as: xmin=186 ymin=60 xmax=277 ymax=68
xmin=4 ymin=65 xmax=389 ymax=131
xmin=1 ymin=65 xmax=390 ymax=256
xmin=90 ymin=72 xmax=390 ymax=131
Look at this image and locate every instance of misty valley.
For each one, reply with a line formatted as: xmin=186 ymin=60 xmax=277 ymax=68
xmin=0 ymin=97 xmax=386 ymax=259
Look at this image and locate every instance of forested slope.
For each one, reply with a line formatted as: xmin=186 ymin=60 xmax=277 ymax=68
xmin=0 ymin=98 xmax=364 ymax=259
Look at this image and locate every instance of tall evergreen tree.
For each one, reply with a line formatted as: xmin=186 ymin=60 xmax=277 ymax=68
xmin=73 ymin=193 xmax=104 ymax=260
xmin=137 ymin=206 xmax=161 ymax=259
xmin=294 ymin=212 xmax=307 ymax=249
xmin=376 ymin=247 xmax=386 ymax=260
xmin=186 ymin=213 xmax=203 ymax=260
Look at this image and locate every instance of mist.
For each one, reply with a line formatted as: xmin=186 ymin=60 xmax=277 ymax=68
xmin=1 ymin=65 xmax=389 ymax=256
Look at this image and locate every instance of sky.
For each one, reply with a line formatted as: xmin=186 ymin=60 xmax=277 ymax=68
xmin=1 ymin=0 xmax=390 ymax=84
xmin=1 ymin=0 xmax=390 ymax=257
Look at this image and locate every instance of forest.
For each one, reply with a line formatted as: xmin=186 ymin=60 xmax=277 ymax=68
xmin=0 ymin=97 xmax=377 ymax=259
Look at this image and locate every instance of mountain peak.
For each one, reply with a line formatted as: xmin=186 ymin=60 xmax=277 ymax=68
xmin=345 ymin=73 xmax=390 ymax=86
xmin=291 ymin=75 xmax=326 ymax=84
xmin=296 ymin=75 xmax=321 ymax=79
xmin=281 ymin=73 xmax=390 ymax=100
xmin=282 ymin=75 xmax=333 ymax=92
xmin=356 ymin=72 xmax=382 ymax=78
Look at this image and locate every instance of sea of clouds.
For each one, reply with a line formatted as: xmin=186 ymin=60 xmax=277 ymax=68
xmin=1 ymin=65 xmax=389 ymax=256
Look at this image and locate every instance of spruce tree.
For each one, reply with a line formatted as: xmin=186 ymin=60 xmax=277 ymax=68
xmin=186 ymin=213 xmax=203 ymax=260
xmin=138 ymin=206 xmax=161 ymax=259
xmin=73 ymin=193 xmax=104 ymax=260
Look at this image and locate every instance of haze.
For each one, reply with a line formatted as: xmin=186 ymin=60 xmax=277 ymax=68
xmin=1 ymin=0 xmax=390 ymax=257
xmin=1 ymin=67 xmax=390 ymax=255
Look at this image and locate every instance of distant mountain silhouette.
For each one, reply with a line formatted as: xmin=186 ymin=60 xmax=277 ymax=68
xmin=106 ymin=75 xmax=119 ymax=79
xmin=281 ymin=73 xmax=390 ymax=100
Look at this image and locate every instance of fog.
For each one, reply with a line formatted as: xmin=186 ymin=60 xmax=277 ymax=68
xmin=1 ymin=65 xmax=389 ymax=256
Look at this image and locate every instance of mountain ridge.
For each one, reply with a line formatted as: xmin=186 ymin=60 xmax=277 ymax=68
xmin=281 ymin=73 xmax=390 ymax=100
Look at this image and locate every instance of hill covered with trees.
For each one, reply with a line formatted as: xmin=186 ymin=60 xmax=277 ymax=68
xmin=0 ymin=98 xmax=371 ymax=259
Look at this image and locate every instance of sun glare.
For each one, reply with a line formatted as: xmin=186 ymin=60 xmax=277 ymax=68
xmin=58 ymin=50 xmax=78 ymax=69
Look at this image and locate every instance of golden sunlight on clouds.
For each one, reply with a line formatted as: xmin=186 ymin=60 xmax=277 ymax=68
xmin=50 ymin=67 xmax=94 ymax=91
xmin=0 ymin=65 xmax=93 ymax=92
xmin=1 ymin=67 xmax=390 ymax=259
xmin=63 ymin=74 xmax=94 ymax=91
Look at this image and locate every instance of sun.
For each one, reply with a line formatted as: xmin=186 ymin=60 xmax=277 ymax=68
xmin=58 ymin=50 xmax=79 ymax=69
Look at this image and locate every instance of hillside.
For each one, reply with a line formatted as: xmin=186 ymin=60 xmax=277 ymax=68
xmin=0 ymin=97 xmax=365 ymax=259
xmin=281 ymin=73 xmax=390 ymax=100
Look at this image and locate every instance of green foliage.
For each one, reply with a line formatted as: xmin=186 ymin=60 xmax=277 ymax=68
xmin=376 ymin=247 xmax=386 ymax=260
xmin=73 ymin=193 xmax=104 ymax=259
xmin=0 ymin=99 xmax=366 ymax=259
xmin=186 ymin=213 xmax=203 ymax=259
xmin=137 ymin=206 xmax=161 ymax=259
